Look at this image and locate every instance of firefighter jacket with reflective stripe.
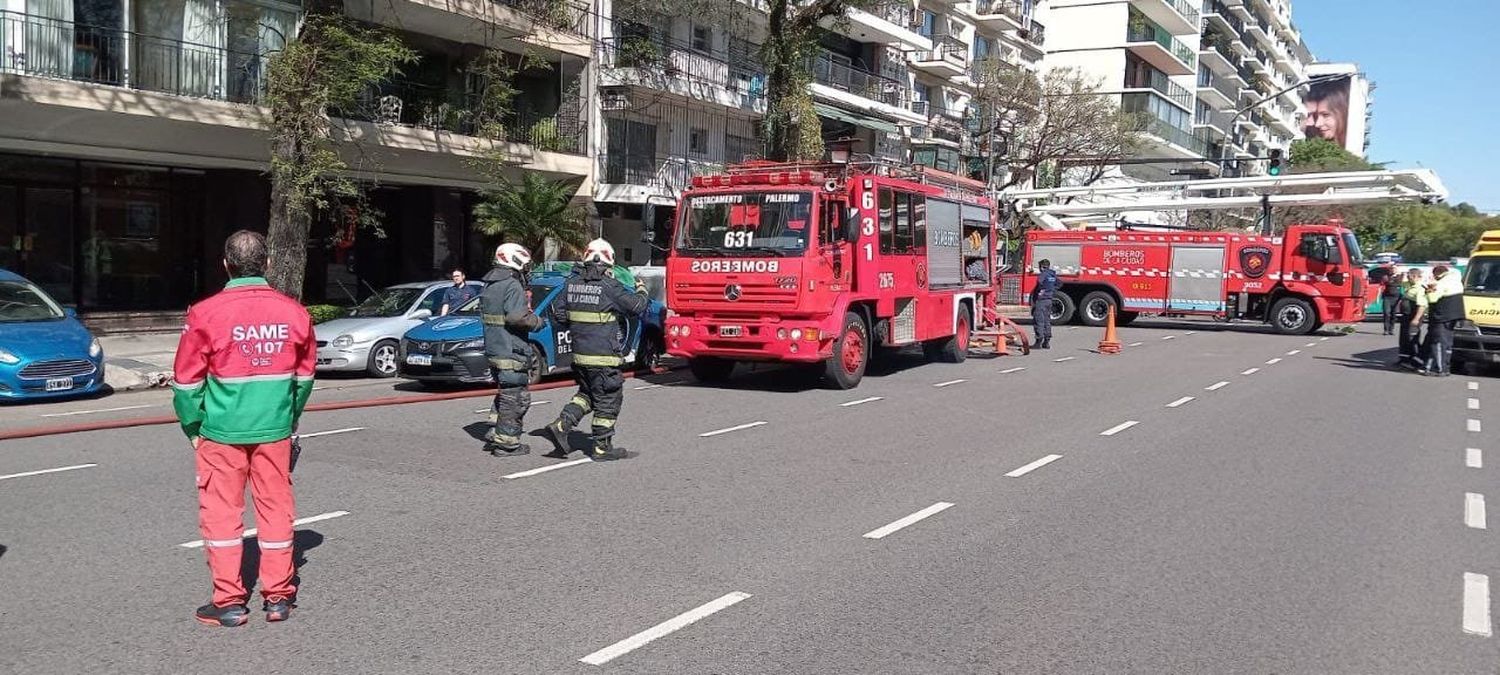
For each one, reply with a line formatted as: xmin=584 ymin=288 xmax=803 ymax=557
xmin=480 ymin=266 xmax=543 ymax=370
xmin=551 ymin=263 xmax=649 ymax=367
xmin=172 ymin=277 xmax=317 ymax=444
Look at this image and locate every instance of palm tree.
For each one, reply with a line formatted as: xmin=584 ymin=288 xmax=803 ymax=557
xmin=473 ymin=173 xmax=589 ymax=259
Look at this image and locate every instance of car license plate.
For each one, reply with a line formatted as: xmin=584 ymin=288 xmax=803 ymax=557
xmin=718 ymin=325 xmax=742 ymax=337
xmin=45 ymin=377 xmax=74 ymax=392
xmin=405 ymin=354 xmax=433 ymax=366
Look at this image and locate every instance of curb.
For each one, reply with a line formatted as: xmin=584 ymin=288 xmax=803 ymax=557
xmin=1 ymin=368 xmax=678 ymax=442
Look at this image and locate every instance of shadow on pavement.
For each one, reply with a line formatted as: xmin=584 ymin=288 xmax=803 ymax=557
xmin=238 ymin=530 xmax=325 ymax=596
xmin=0 ymin=543 xmax=7 ymax=560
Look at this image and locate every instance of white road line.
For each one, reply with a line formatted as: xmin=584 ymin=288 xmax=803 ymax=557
xmin=298 ymin=427 xmax=365 ymax=439
xmin=1469 ymin=398 xmax=1481 ymax=411
xmin=1471 ymin=382 xmax=1481 ymax=391
xmin=1471 ymin=419 xmax=1484 ymax=433
xmin=1468 ymin=493 xmax=1488 ymax=530
xmin=178 ymin=510 xmax=350 ymax=549
xmin=1320 ymin=336 xmax=1330 ymax=341
xmin=634 ymin=384 xmax=664 ymax=390
xmin=1205 ymin=381 xmax=1230 ymax=391
xmin=933 ymin=379 xmax=967 ymax=388
xmin=1241 ymin=368 xmax=1260 ymax=376
xmin=840 ymin=396 xmax=883 ymax=407
xmin=1469 ymin=449 xmax=1484 ymax=469
xmin=1128 ymin=342 xmax=1144 ymax=347
xmin=699 ymin=421 xmax=767 ymax=438
xmin=0 ymin=463 xmax=98 ymax=481
xmin=531 ymin=400 xmax=551 ymax=406
xmin=39 ymin=404 xmax=154 ymax=418
xmin=1000 ymin=366 xmax=1027 ymax=374
xmin=1266 ymin=358 xmax=1282 ymax=365
xmin=1100 ymin=420 xmax=1139 ymax=436
xmin=1305 ymin=342 xmax=1317 ymax=347
xmin=862 ymin=502 xmax=956 ymax=539
xmin=503 ymin=459 xmax=592 ymax=480
xmin=1006 ymin=454 xmax=1063 ymax=477
xmin=579 ymin=592 xmax=752 ymax=665
xmin=1465 ymin=573 xmax=1492 ymax=637
xmin=1286 ymin=349 xmax=1301 ymax=356
xmin=1053 ymin=356 xmax=1076 ymax=363
xmin=1166 ymin=396 xmax=1195 ymax=408
xmin=1161 ymin=335 xmax=1176 ymax=341
xmin=1185 ymin=331 xmax=1197 ymax=335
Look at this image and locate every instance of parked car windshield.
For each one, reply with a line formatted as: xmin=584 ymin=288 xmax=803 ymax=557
xmin=348 ymin=287 xmax=424 ymax=318
xmin=0 ymin=281 xmax=65 ymax=322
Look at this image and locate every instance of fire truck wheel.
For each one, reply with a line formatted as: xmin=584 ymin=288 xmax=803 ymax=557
xmin=689 ymin=357 xmax=735 ymax=383
xmin=1078 ymin=291 xmax=1118 ymax=327
xmin=1269 ymin=297 xmax=1317 ymax=335
xmin=823 ymin=312 xmax=869 ymax=389
xmin=1050 ymin=293 xmax=1077 ymax=325
xmin=926 ymin=311 xmax=971 ymax=364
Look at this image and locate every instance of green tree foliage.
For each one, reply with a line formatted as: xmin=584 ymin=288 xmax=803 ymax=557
xmin=263 ymin=14 xmax=416 ymax=299
xmin=473 ymin=173 xmax=590 ymax=258
xmin=1288 ymin=137 xmax=1375 ymax=173
xmin=758 ymin=0 xmax=877 ymax=161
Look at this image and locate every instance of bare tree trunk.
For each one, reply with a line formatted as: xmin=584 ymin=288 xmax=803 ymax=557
xmin=266 ymin=135 xmax=311 ymax=300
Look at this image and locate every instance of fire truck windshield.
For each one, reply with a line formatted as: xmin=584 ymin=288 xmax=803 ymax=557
xmin=676 ymin=191 xmax=812 ymax=257
xmin=1341 ymin=232 xmax=1365 ymax=265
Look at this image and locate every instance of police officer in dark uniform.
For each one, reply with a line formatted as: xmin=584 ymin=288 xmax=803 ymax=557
xmin=1030 ymin=258 xmax=1060 ymax=349
xmin=542 ymin=239 xmax=648 ymax=461
xmin=479 ymin=242 xmax=544 ymax=456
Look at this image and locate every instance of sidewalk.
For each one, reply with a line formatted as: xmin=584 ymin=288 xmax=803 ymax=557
xmin=99 ymin=332 xmax=179 ymax=392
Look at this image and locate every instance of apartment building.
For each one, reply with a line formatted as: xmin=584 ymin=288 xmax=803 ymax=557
xmin=1043 ymin=0 xmax=1312 ymax=182
xmin=592 ymin=0 xmax=1048 ymax=265
xmin=0 ymin=0 xmax=594 ymax=316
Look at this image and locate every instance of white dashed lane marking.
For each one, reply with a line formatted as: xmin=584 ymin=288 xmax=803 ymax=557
xmin=1465 ymin=573 xmax=1493 ymax=637
xmin=1286 ymin=349 xmax=1302 ymax=356
xmin=1468 ymin=493 xmax=1489 ymax=530
xmin=1161 ymin=335 xmax=1176 ymax=341
xmin=0 ymin=463 xmax=98 ymax=482
xmin=1471 ymin=382 xmax=1481 ymax=391
xmin=299 ymin=427 xmax=364 ymax=439
xmin=178 ymin=511 xmax=350 ymax=549
xmin=840 ymin=396 xmax=883 ymax=407
xmin=39 ymin=404 xmax=154 ymax=418
xmin=579 ymin=592 xmax=753 ymax=666
xmin=1267 ymin=358 xmax=1282 ymax=365
xmin=1469 ymin=449 xmax=1484 ymax=469
xmin=862 ymin=502 xmax=956 ymax=539
xmin=1306 ymin=342 xmax=1317 ymax=347
xmin=1470 ymin=398 xmax=1481 ymax=411
xmin=1242 ymin=368 xmax=1260 ymax=376
xmin=1128 ymin=342 xmax=1144 ymax=347
xmin=1054 ymin=356 xmax=1076 ymax=363
xmin=1205 ymin=381 xmax=1230 ymax=391
xmin=1006 ymin=454 xmax=1063 ymax=478
xmin=634 ymin=384 xmax=664 ymax=390
xmin=933 ymin=379 xmax=966 ymax=388
xmin=1000 ymin=367 xmax=1026 ymax=374
xmin=699 ymin=421 xmax=768 ymax=438
xmin=504 ymin=459 xmax=592 ymax=480
xmin=1100 ymin=421 xmax=1139 ymax=436
xmin=1471 ymin=419 xmax=1484 ymax=434
xmin=1166 ymin=397 xmax=1195 ymax=408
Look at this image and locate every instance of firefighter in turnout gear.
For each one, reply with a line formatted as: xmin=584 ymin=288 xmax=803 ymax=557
xmin=480 ymin=243 xmax=545 ymax=456
xmin=542 ymin=239 xmax=649 ymax=461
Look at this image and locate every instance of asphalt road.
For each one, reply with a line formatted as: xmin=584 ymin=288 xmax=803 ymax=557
xmin=2 ymin=320 xmax=1496 ymax=674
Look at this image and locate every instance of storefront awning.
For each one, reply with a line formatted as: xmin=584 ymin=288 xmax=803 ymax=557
xmin=814 ymin=104 xmax=900 ymax=135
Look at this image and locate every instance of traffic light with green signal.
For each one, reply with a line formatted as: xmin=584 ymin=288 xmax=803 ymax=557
xmin=1267 ymin=148 xmax=1285 ymax=176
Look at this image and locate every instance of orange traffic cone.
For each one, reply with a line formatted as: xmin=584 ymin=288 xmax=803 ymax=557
xmin=1098 ymin=306 xmax=1122 ymax=354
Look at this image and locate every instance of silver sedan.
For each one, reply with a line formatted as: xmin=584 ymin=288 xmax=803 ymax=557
xmin=315 ymin=280 xmax=482 ymax=377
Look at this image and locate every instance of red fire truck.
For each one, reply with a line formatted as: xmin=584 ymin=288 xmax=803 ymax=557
xmin=1010 ymin=225 xmax=1366 ymax=335
xmin=664 ymin=161 xmax=1000 ymax=388
xmin=1000 ymin=170 xmax=1450 ymax=336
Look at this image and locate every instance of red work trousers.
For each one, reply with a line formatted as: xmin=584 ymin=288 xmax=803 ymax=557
xmin=196 ymin=438 xmax=298 ymax=607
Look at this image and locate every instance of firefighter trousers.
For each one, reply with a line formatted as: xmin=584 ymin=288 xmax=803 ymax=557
xmin=553 ymin=365 xmax=625 ymax=447
xmin=490 ymin=367 xmax=532 ymax=450
xmin=1031 ymin=301 xmax=1053 ymax=342
xmin=196 ymin=438 xmax=297 ymax=607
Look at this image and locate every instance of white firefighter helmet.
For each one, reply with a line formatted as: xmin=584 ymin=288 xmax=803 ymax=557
xmin=583 ymin=238 xmax=616 ymax=265
xmin=493 ymin=242 xmax=532 ymax=271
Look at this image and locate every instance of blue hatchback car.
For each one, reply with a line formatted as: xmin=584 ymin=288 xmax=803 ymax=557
xmin=0 ymin=269 xmax=104 ymax=401
xmin=398 ymin=271 xmax=665 ymax=387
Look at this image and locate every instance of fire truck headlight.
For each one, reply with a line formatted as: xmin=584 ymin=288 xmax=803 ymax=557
xmin=776 ymin=328 xmax=787 ymax=341
xmin=790 ymin=328 xmax=803 ymax=341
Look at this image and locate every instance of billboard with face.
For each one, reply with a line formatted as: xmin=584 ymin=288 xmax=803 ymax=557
xmin=1302 ymin=64 xmax=1370 ymax=157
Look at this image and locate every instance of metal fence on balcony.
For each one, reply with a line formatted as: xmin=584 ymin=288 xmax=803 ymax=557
xmin=918 ymin=35 xmax=968 ymax=67
xmin=975 ymin=0 xmax=1026 ymax=21
xmin=347 ymin=80 xmax=587 ymax=155
xmin=1202 ymin=0 xmax=1243 ymax=34
xmin=1165 ymin=0 xmax=1200 ymax=25
xmin=1127 ymin=67 xmax=1192 ymax=110
xmin=493 ymin=0 xmax=593 ymax=37
xmin=0 ymin=10 xmax=267 ymax=103
xmin=866 ymin=2 xmax=914 ymax=28
xmin=810 ymin=52 xmax=907 ymax=108
xmin=1022 ymin=20 xmax=1045 ymax=46
xmin=600 ymin=35 xmax=764 ymax=94
xmin=1196 ymin=68 xmax=1239 ymax=100
xmin=1126 ymin=13 xmax=1194 ymax=68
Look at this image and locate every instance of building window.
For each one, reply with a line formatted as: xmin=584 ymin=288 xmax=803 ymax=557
xmin=689 ymin=128 xmax=709 ymax=156
xmin=973 ymin=36 xmax=991 ymax=62
xmin=691 ymin=24 xmax=712 ymax=53
xmin=919 ymin=11 xmax=936 ymax=38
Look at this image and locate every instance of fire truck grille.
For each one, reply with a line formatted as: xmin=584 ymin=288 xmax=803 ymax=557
xmin=675 ymin=281 xmax=797 ymax=307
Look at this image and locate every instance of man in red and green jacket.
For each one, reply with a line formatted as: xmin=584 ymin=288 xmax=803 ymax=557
xmin=172 ymin=230 xmax=316 ymax=627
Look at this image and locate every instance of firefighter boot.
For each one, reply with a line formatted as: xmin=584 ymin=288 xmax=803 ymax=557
xmin=263 ymin=595 xmax=294 ymax=622
xmin=196 ymin=603 xmax=250 ymax=628
xmin=587 ymin=417 xmax=626 ymax=461
xmin=542 ymin=419 xmax=573 ymax=458
xmin=483 ymin=429 xmax=531 ymax=457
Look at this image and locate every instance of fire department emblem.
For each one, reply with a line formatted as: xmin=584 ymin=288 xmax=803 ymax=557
xmin=1239 ymin=247 xmax=1272 ymax=279
xmin=724 ymin=284 xmax=742 ymax=301
xmin=916 ymin=262 xmax=928 ymax=289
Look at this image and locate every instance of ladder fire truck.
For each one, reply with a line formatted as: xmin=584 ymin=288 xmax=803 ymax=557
xmin=999 ymin=170 xmax=1449 ymax=335
xmin=664 ymin=160 xmax=1023 ymax=389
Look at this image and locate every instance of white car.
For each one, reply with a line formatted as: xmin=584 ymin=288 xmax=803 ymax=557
xmin=315 ymin=280 xmax=483 ymax=377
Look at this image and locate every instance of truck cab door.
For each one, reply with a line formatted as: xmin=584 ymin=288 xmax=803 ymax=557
xmin=1293 ymin=231 xmax=1345 ymax=288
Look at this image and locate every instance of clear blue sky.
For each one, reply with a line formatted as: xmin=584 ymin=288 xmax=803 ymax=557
xmin=1295 ymin=0 xmax=1500 ymax=211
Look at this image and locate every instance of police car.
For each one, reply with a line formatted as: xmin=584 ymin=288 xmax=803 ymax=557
xmin=397 ymin=269 xmax=665 ymax=387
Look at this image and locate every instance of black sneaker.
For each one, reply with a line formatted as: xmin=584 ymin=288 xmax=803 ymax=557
xmin=263 ymin=596 xmax=293 ymax=622
xmin=490 ymin=443 xmax=531 ymax=457
xmin=542 ymin=421 xmax=572 ymax=458
xmin=195 ymin=603 xmax=249 ymax=627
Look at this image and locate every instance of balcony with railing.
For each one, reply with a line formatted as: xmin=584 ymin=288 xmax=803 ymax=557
xmin=1201 ymin=0 xmax=1244 ymax=36
xmin=1198 ymin=29 xmax=1238 ymax=76
xmin=1196 ymin=67 xmax=1238 ymax=106
xmin=600 ymin=35 xmax=766 ymax=113
xmin=844 ymin=2 xmax=930 ymax=48
xmin=1126 ymin=10 xmax=1195 ymax=75
xmin=1133 ymin=0 xmax=1200 ymax=35
xmin=492 ymin=0 xmax=593 ymax=37
xmin=1194 ymin=106 xmax=1232 ymax=136
xmin=345 ymin=80 xmax=587 ymax=156
xmin=1122 ymin=91 xmax=1210 ymax=157
xmin=911 ymin=35 xmax=968 ymax=77
xmin=809 ymin=51 xmax=910 ymax=113
xmin=1019 ymin=20 xmax=1045 ymax=49
xmin=1125 ymin=66 xmax=1192 ymax=111
xmin=970 ymin=0 xmax=1028 ymax=31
